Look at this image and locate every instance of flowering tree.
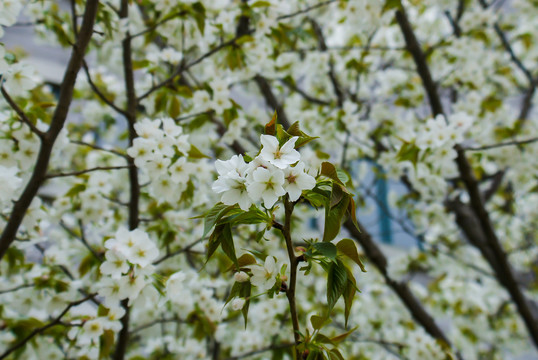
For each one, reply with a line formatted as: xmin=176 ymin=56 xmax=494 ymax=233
xmin=0 ymin=0 xmax=537 ymax=359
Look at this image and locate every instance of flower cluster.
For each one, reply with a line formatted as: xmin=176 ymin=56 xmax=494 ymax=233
xmin=98 ymin=228 xmax=159 ymax=306
xmin=126 ymin=117 xmax=193 ymax=203
xmin=212 ymin=134 xmax=316 ymax=210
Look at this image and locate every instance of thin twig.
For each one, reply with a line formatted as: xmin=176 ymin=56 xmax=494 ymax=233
xmin=153 ymin=238 xmax=204 ymax=265
xmin=464 ymin=137 xmax=538 ymax=151
xmin=70 ymin=140 xmax=127 ymax=158
xmin=0 ymin=294 xmax=96 ymax=359
xmin=81 ymin=59 xmax=128 ymax=116
xmin=46 ymin=165 xmax=131 ymax=179
xmin=277 ymin=0 xmax=337 ymax=20
xmin=0 ymin=283 xmax=33 ymax=295
xmin=1 ymin=86 xmax=45 ymax=139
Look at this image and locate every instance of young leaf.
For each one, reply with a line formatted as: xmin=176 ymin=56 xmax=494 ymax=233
xmin=265 ymin=111 xmax=277 ymax=135
xmin=320 ymin=162 xmax=345 ymax=186
xmin=206 ymin=224 xmax=224 ymax=261
xmin=343 ymin=270 xmax=357 ymax=328
xmin=330 ymin=326 xmax=357 ymax=344
xmin=313 ymin=242 xmax=337 ymax=261
xmin=221 ymin=223 xmax=238 ymax=267
xmin=310 ymin=315 xmax=327 ymax=331
xmin=336 ymin=239 xmax=366 ymax=272
xmin=226 ymin=253 xmax=257 ymax=271
xmin=326 ymin=259 xmax=348 ymax=310
xmin=323 ymin=194 xmax=350 ymax=242
xmin=241 ymin=282 xmax=251 ymax=328
xmin=202 ymin=203 xmax=236 ymax=238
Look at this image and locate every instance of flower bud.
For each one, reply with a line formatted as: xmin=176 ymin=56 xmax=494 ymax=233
xmin=234 ymin=271 xmax=249 ymax=283
xmin=231 ymin=298 xmax=246 ymax=311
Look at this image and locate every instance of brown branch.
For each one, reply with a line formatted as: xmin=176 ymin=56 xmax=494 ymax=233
xmin=128 ymin=11 xmax=187 ymax=39
xmin=0 ymin=0 xmax=99 ymax=262
xmin=59 ymin=220 xmax=103 ymax=262
xmin=277 ymin=0 xmax=337 ymax=21
xmin=395 ymin=8 xmax=444 ymax=117
xmin=463 ymin=137 xmax=538 ymax=151
xmin=395 ymin=4 xmax=538 ymax=347
xmin=0 ymin=86 xmax=45 ymax=139
xmin=253 ymin=75 xmax=291 ymax=129
xmin=153 ymin=238 xmax=204 ymax=265
xmin=46 ymin=165 xmax=131 ymax=179
xmin=276 ymin=196 xmax=301 ymax=358
xmin=310 ymin=19 xmax=346 ymax=107
xmin=70 ymin=139 xmax=127 ymax=158
xmin=344 ymin=219 xmax=459 ymax=355
xmin=137 ymin=32 xmax=253 ymax=102
xmin=280 ymin=78 xmax=332 ymax=106
xmin=81 ymin=59 xmax=128 ymax=116
xmin=224 ymin=343 xmax=294 ymax=360
xmin=0 ymin=283 xmax=33 ymax=295
xmin=0 ymin=294 xmax=96 ymax=359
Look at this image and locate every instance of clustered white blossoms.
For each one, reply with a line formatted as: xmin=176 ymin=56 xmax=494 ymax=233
xmin=212 ymin=134 xmax=316 ymax=210
xmin=126 ymin=117 xmax=193 ymax=203
xmin=98 ymin=227 xmax=159 ymax=307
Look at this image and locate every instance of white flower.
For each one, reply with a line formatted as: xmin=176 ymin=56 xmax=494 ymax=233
xmin=246 ymin=166 xmax=285 ymax=208
xmin=80 ymin=318 xmax=105 ymax=345
xmin=4 ymin=63 xmax=37 ymax=95
xmin=259 ymin=135 xmax=300 ymax=169
xmin=127 ymin=138 xmax=158 ymax=167
xmin=212 ymin=174 xmax=253 ymax=211
xmin=231 ymin=298 xmax=246 ymax=311
xmin=249 ymin=256 xmax=277 ymax=291
xmin=99 ymin=249 xmax=129 ymax=279
xmin=215 ymin=154 xmax=249 ymax=178
xmin=0 ymin=165 xmax=22 ymax=205
xmin=282 ymin=161 xmax=316 ymax=201
xmin=234 ymin=271 xmax=249 ymax=283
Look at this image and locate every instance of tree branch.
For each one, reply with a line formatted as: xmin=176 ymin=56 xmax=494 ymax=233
xmin=253 ymin=75 xmax=291 ymax=129
xmin=463 ymin=137 xmax=538 ymax=151
xmin=277 ymin=0 xmax=337 ymax=21
xmin=0 ymin=86 xmax=45 ymax=139
xmin=45 ymin=165 xmax=131 ymax=179
xmin=81 ymin=59 xmax=128 ymax=116
xmin=395 ymin=4 xmax=538 ymax=347
xmin=137 ymin=32 xmax=253 ymax=102
xmin=277 ymin=196 xmax=301 ymax=358
xmin=0 ymin=294 xmax=96 ymax=360
xmin=0 ymin=0 xmax=99 ymax=262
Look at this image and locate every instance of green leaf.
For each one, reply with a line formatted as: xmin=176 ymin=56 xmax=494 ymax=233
xmin=241 ymin=282 xmax=251 ymax=328
xmin=336 ymin=239 xmax=366 ymax=272
xmin=207 ymin=224 xmax=224 ymax=261
xmin=191 ymin=2 xmax=206 ymax=35
xmin=99 ymin=329 xmax=115 ymax=358
xmin=310 ymin=315 xmax=331 ymax=330
xmin=326 ymin=260 xmax=348 ymax=310
xmin=313 ymin=242 xmax=337 ymax=261
xmin=382 ymin=0 xmax=401 ymax=13
xmin=330 ymin=326 xmax=357 ymax=344
xmin=323 ymin=190 xmax=350 ymax=242
xmin=396 ymin=141 xmax=420 ymax=166
xmin=169 ymin=97 xmax=181 ymax=118
xmin=285 ymin=121 xmax=319 ymax=148
xmin=220 ymin=223 xmax=238 ymax=267
xmin=202 ymin=203 xmax=236 ymax=238
xmin=227 ymin=253 xmax=257 ymax=271
xmin=222 ymin=207 xmax=270 ymax=226
xmin=188 ymin=144 xmax=210 ymax=159
xmin=65 ymin=183 xmax=86 ymax=197
xmin=328 ymin=348 xmax=345 ymax=360
xmin=320 ymin=162 xmax=345 ymax=186
xmin=343 ymin=273 xmax=357 ymax=328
